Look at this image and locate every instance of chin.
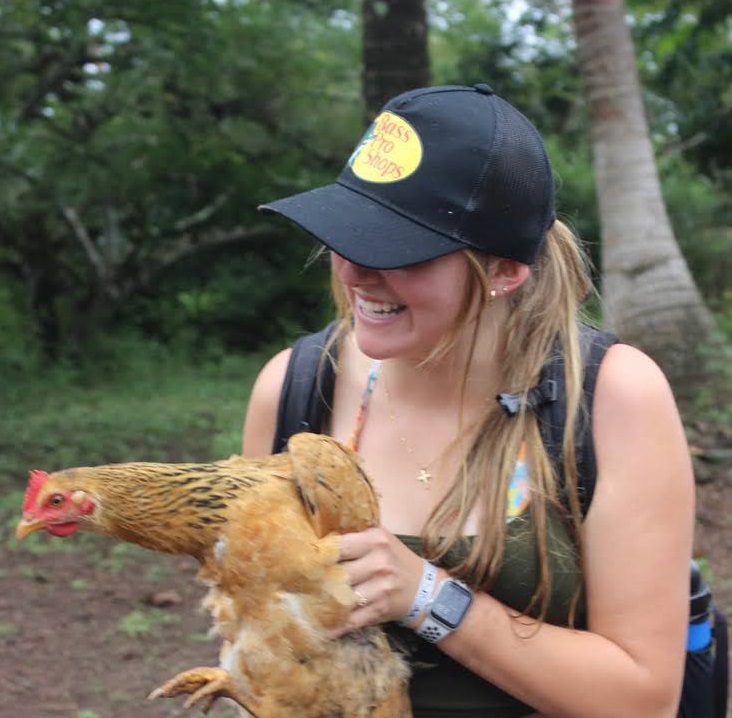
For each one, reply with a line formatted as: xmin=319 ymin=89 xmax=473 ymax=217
xmin=353 ymin=332 xmax=420 ymax=362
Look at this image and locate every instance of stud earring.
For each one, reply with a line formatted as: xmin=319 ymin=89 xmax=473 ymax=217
xmin=490 ymin=289 xmax=497 ymax=299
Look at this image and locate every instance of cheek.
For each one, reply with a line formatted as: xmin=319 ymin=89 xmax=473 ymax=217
xmin=410 ymin=265 xmax=471 ymax=315
xmin=331 ymin=254 xmax=354 ymax=285
xmin=331 ymin=253 xmax=345 ymax=274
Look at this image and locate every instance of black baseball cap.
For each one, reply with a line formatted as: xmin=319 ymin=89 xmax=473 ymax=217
xmin=259 ymin=83 xmax=555 ymax=268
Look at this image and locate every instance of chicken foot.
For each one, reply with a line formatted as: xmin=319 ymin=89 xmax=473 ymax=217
xmin=148 ymin=666 xmax=260 ymax=716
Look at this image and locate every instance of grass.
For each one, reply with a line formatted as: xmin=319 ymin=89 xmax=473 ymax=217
xmin=0 ymin=354 xmax=262 ymax=474
xmin=0 ymin=342 xmax=265 ymax=542
xmin=117 ymin=608 xmax=181 ymax=638
xmin=0 ymin=622 xmax=17 ymax=638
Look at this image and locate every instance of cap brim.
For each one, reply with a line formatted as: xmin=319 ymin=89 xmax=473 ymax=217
xmin=259 ymin=182 xmax=464 ymax=270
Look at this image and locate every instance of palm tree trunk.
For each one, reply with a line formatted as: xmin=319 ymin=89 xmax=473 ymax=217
xmin=572 ymin=0 xmax=719 ymax=404
xmin=362 ymin=0 xmax=430 ymax=123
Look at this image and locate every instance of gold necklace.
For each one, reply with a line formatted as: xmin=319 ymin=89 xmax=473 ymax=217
xmin=383 ymin=374 xmax=459 ymax=489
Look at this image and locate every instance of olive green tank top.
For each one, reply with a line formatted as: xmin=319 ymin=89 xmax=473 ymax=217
xmin=391 ymin=506 xmax=583 ymax=718
xmin=350 ymin=360 xmax=584 ymax=717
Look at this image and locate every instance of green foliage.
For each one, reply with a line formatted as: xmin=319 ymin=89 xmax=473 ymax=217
xmin=659 ymin=155 xmax=731 ymax=311
xmin=633 ymin=1 xmax=732 ymax=179
xmin=117 ymin=608 xmax=180 ymax=638
xmin=0 ymin=331 xmax=263 ymax=490
xmin=431 ymin=1 xmax=582 ymax=140
xmin=0 ymin=283 xmax=44 ymax=380
xmin=0 ymin=622 xmax=18 ymax=639
xmin=144 ymin=563 xmax=172 ymax=582
xmin=0 ymin=0 xmax=729 ymax=370
xmin=544 ymin=135 xmax=602 ymax=267
xmin=0 ymin=0 xmax=360 ymax=357
xmin=100 ymin=543 xmax=146 ymax=573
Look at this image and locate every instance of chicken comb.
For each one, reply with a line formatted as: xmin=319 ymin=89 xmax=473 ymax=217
xmin=23 ymin=470 xmax=49 ymax=512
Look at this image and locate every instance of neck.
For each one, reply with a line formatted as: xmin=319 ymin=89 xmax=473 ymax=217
xmin=99 ymin=506 xmax=222 ymax=559
xmin=72 ymin=461 xmax=261 ymax=560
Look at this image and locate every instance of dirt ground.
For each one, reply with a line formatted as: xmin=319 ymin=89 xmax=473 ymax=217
xmin=2 ymin=432 xmax=729 ymax=718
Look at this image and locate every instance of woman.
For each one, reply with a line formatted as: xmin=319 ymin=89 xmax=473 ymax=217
xmin=243 ymin=84 xmax=694 ymax=718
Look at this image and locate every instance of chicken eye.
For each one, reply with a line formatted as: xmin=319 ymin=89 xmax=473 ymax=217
xmin=48 ymin=494 xmax=65 ymax=507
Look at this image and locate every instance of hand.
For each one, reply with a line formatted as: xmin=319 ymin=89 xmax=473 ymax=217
xmin=335 ymin=526 xmax=439 ymax=635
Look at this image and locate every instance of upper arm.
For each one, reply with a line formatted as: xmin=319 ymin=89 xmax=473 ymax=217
xmin=241 ymin=347 xmax=292 ymax=457
xmin=583 ymin=343 xmax=694 ymax=680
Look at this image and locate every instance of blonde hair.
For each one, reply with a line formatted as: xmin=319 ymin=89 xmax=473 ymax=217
xmin=328 ymin=219 xmax=594 ymax=623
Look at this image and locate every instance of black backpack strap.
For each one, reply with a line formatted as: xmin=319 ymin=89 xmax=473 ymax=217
xmin=573 ymin=324 xmax=619 ymax=515
xmin=498 ymin=323 xmax=618 ymax=517
xmin=712 ymin=604 xmax=729 ymax=718
xmin=272 ymin=322 xmax=339 ymax=454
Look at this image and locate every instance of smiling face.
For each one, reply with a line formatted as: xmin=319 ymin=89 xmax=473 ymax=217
xmin=331 ymin=251 xmax=476 ymax=361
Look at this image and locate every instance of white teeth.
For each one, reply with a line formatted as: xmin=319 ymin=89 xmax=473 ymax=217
xmin=357 ymin=297 xmax=404 ymax=318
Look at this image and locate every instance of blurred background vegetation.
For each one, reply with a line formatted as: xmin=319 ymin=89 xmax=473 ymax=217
xmin=0 ymin=0 xmax=729 ymax=472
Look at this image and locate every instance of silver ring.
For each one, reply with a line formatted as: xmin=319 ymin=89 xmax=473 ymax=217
xmin=354 ymin=589 xmax=368 ymax=608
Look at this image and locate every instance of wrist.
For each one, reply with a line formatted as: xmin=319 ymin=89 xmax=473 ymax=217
xmin=398 ymin=560 xmax=440 ymax=628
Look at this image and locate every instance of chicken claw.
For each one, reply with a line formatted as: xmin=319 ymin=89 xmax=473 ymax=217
xmin=148 ymin=666 xmax=259 ymax=716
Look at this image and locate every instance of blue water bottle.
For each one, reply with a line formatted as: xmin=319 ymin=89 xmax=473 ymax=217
xmin=688 ymin=560 xmax=712 ymax=652
xmin=678 ymin=560 xmax=716 ymax=717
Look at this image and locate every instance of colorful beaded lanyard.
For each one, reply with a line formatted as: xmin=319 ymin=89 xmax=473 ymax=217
xmin=346 ymin=360 xmax=381 ymax=452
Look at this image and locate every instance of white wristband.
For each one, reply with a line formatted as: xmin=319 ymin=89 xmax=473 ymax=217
xmin=398 ymin=560 xmax=438 ymax=626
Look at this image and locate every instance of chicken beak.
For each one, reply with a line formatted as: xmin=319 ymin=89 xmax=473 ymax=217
xmin=16 ymin=516 xmax=46 ymax=540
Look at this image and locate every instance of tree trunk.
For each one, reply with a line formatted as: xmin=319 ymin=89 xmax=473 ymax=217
xmin=572 ymin=0 xmax=720 ymax=405
xmin=362 ymin=0 xmax=430 ymax=123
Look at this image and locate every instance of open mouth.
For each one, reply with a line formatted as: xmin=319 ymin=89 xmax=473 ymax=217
xmin=356 ymin=297 xmax=405 ymax=319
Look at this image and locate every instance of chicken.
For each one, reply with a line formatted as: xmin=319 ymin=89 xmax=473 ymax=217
xmin=16 ymin=432 xmax=412 ymax=718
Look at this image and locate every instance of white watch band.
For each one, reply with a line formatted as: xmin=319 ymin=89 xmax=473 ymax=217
xmin=416 ymin=613 xmax=452 ymax=643
xmin=415 ymin=578 xmax=473 ymax=644
xmin=398 ymin=560 xmax=438 ymax=626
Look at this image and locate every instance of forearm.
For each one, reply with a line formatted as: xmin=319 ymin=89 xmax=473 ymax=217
xmin=436 ymin=589 xmax=684 ymax=718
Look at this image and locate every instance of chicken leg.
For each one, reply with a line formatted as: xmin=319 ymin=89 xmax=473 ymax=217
xmin=148 ymin=666 xmax=260 ymax=716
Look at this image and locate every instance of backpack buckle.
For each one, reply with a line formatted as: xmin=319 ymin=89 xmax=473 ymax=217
xmin=496 ymin=379 xmax=558 ymax=416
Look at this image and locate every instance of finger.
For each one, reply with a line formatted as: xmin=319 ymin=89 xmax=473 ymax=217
xmin=337 ymin=529 xmax=373 ymax=562
xmin=336 ymin=532 xmax=355 ymax=562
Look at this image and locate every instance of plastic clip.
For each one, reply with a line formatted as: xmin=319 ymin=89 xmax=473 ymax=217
xmin=496 ymin=379 xmax=558 ymax=417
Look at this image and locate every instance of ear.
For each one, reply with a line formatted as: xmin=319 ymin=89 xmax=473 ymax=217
xmin=489 ymin=258 xmax=530 ymax=296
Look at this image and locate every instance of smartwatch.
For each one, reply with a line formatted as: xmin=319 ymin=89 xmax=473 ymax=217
xmin=416 ymin=577 xmax=474 ymax=643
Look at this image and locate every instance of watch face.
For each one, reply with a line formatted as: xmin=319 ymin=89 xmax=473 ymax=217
xmin=431 ymin=581 xmax=473 ymax=629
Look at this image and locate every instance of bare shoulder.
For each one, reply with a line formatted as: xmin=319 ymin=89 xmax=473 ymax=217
xmin=592 ymin=342 xmax=692 ymax=484
xmin=241 ymin=347 xmax=292 ymax=457
xmin=595 ymin=342 xmax=677 ymax=412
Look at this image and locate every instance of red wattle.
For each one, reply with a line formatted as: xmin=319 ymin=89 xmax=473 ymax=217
xmin=48 ymin=522 xmax=79 ymax=538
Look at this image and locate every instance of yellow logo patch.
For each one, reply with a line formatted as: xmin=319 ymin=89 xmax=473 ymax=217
xmin=348 ymin=111 xmax=423 ymax=183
